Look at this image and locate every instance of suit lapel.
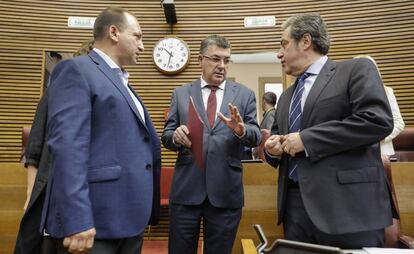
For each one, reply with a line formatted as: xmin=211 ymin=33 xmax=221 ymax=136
xmin=282 ymin=85 xmax=295 ymax=134
xmin=88 ymin=51 xmax=146 ymax=127
xmin=189 ymin=80 xmax=211 ymax=129
xmin=301 ymin=59 xmax=336 ymax=126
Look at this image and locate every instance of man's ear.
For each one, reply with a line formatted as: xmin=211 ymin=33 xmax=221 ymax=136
xmin=109 ymin=25 xmax=120 ymax=42
xmin=198 ymin=54 xmax=203 ymax=65
xmin=301 ymin=33 xmax=312 ymax=50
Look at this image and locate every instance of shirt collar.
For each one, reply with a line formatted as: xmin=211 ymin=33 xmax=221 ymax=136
xmin=200 ymin=76 xmax=226 ymax=90
xmin=305 ymin=55 xmax=328 ymax=76
xmin=93 ymin=48 xmax=129 ymax=80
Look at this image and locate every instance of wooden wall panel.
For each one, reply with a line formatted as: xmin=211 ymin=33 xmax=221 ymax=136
xmin=0 ymin=0 xmax=413 ymax=165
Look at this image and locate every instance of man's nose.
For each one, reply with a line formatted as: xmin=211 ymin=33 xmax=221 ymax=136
xmin=277 ymin=50 xmax=283 ymax=59
xmin=138 ymin=41 xmax=144 ymax=51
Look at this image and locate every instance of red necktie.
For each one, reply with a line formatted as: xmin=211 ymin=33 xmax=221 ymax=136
xmin=206 ymin=86 xmax=218 ymax=127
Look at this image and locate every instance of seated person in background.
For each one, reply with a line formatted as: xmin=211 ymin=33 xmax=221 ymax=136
xmin=252 ymin=92 xmax=277 ymax=159
xmin=354 ymin=55 xmax=405 ymax=160
xmin=260 ymin=91 xmax=277 ymax=130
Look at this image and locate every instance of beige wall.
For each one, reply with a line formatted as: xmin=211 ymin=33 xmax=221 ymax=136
xmin=228 ymin=63 xmax=282 ymax=120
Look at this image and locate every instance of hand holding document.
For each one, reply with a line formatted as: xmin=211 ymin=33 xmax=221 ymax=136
xmin=187 ymin=96 xmax=204 ymax=170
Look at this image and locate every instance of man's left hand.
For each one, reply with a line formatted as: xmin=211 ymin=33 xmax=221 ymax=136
xmin=281 ymin=132 xmax=304 ymax=157
xmin=217 ymin=103 xmax=245 ymax=136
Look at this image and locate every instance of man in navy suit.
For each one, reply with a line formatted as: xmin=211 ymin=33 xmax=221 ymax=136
xmin=265 ymin=13 xmax=394 ymax=248
xmin=41 ymin=7 xmax=161 ymax=253
xmin=162 ymin=35 xmax=261 ymax=254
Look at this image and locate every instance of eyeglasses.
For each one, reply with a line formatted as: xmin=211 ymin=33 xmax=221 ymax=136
xmin=202 ymin=55 xmax=233 ymax=65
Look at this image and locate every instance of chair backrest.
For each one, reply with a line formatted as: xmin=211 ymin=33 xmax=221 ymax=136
xmin=258 ymin=129 xmax=271 ymax=161
xmin=392 ymin=127 xmax=414 ymax=161
xmin=382 ymin=156 xmax=402 ymax=248
xmin=160 ymin=167 xmax=174 ymax=206
xmin=20 ymin=127 xmax=31 ymax=164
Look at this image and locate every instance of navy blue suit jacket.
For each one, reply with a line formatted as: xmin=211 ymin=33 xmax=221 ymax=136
xmin=41 ymin=51 xmax=161 ymax=238
xmin=162 ymin=80 xmax=261 ymax=209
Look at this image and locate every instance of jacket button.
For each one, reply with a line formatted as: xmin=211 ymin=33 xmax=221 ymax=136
xmin=144 ymin=136 xmax=150 ymax=142
xmin=146 ymin=164 xmax=152 ymax=170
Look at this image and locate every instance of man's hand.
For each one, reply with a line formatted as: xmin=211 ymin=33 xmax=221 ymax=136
xmin=173 ymin=125 xmax=192 ymax=148
xmin=265 ymin=135 xmax=284 ymax=156
xmin=63 ymin=227 xmax=96 ymax=254
xmin=281 ymin=132 xmax=304 ymax=157
xmin=217 ymin=103 xmax=245 ymax=136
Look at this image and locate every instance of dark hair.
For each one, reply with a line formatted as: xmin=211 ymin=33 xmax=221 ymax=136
xmin=93 ymin=7 xmax=131 ymax=40
xmin=263 ymin=92 xmax=277 ymax=106
xmin=199 ymin=35 xmax=231 ymax=54
xmin=73 ymin=38 xmax=95 ymax=56
xmin=282 ymin=13 xmax=330 ymax=55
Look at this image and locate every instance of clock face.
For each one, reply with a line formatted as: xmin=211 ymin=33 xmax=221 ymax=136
xmin=153 ymin=37 xmax=190 ymax=75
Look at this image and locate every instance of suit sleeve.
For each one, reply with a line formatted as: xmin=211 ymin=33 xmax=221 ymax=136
xmin=161 ymin=89 xmax=181 ymax=151
xmin=300 ymin=58 xmax=393 ymax=162
xmin=25 ymin=94 xmax=48 ymax=168
xmin=383 ymin=87 xmax=405 ymax=143
xmin=238 ymin=90 xmax=261 ymax=147
xmin=47 ymin=60 xmax=94 ymax=236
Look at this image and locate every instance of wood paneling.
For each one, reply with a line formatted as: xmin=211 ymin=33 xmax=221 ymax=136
xmin=0 ymin=1 xmax=413 ymax=165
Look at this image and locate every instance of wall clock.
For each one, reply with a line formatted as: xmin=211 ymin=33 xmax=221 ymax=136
xmin=153 ymin=36 xmax=190 ymax=75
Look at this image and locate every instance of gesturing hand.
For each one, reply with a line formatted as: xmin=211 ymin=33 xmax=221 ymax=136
xmin=63 ymin=227 xmax=96 ymax=254
xmin=217 ymin=103 xmax=245 ymax=136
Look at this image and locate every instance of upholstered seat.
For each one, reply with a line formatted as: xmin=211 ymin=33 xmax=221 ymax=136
xmin=160 ymin=167 xmax=174 ymax=206
xmin=392 ymin=127 xmax=414 ymax=162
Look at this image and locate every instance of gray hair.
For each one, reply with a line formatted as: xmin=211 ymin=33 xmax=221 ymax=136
xmin=282 ymin=13 xmax=330 ymax=55
xmin=199 ymin=35 xmax=231 ymax=54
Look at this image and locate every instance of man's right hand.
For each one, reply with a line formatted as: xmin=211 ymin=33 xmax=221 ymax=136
xmin=63 ymin=227 xmax=96 ymax=254
xmin=265 ymin=135 xmax=284 ymax=156
xmin=173 ymin=125 xmax=192 ymax=148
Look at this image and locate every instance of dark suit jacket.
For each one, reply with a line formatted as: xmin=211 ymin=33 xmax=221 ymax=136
xmin=14 ymin=95 xmax=50 ymax=254
xmin=162 ymin=79 xmax=261 ymax=209
xmin=266 ymin=58 xmax=394 ymax=234
xmin=260 ymin=108 xmax=275 ymax=130
xmin=41 ymin=50 xmax=161 ymax=238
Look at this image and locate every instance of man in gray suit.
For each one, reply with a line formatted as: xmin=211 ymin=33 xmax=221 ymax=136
xmin=265 ymin=13 xmax=394 ymax=248
xmin=162 ymin=35 xmax=261 ymax=254
xmin=260 ymin=92 xmax=277 ymax=130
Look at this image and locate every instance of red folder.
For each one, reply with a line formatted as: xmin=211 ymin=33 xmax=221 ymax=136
xmin=187 ymin=96 xmax=204 ymax=170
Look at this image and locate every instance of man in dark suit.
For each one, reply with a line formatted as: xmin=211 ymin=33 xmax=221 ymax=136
xmin=41 ymin=7 xmax=161 ymax=253
xmin=162 ymin=35 xmax=261 ymax=254
xmin=265 ymin=13 xmax=394 ymax=248
xmin=14 ymin=95 xmax=57 ymax=254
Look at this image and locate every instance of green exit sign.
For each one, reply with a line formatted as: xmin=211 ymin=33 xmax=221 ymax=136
xmin=68 ymin=17 xmax=96 ymax=29
xmin=244 ymin=16 xmax=276 ymax=28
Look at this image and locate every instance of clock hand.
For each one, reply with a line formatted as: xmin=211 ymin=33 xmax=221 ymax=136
xmin=162 ymin=48 xmax=173 ymax=57
xmin=167 ymin=53 xmax=172 ymax=66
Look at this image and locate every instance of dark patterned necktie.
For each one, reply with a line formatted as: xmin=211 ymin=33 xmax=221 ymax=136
xmin=288 ymin=72 xmax=311 ymax=182
xmin=206 ymin=86 xmax=218 ymax=127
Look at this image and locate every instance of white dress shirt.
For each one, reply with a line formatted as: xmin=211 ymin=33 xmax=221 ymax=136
xmin=93 ymin=48 xmax=145 ymax=124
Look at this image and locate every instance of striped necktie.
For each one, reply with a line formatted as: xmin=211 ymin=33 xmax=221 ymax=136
xmin=288 ymin=72 xmax=311 ymax=182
